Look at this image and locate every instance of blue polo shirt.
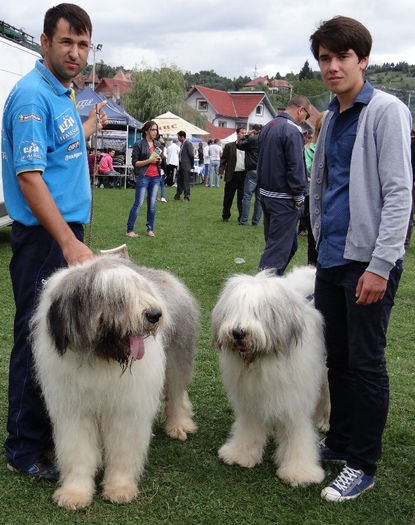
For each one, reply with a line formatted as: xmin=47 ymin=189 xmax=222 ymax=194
xmin=318 ymin=81 xmax=374 ymax=267
xmin=1 ymin=59 xmax=91 ymax=226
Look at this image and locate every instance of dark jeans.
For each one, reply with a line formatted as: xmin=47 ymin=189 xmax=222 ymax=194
xmin=5 ymin=221 xmax=84 ymax=470
xmin=314 ymin=261 xmax=403 ymax=476
xmin=222 ymin=171 xmax=246 ymax=221
xmin=258 ymin=197 xmax=300 ymax=274
xmin=175 ymin=167 xmax=191 ymax=200
xmin=304 ymin=195 xmax=318 ymax=266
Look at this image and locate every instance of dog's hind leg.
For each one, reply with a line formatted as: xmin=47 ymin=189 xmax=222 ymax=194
xmin=164 ymin=351 xmax=197 ymax=441
xmin=218 ymin=412 xmax=269 ymax=468
xmin=53 ymin=415 xmax=100 ymax=510
xmin=274 ymin=415 xmax=325 ymax=487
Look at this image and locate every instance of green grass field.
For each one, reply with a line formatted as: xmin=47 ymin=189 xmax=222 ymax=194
xmin=0 ymin=183 xmax=414 ymax=525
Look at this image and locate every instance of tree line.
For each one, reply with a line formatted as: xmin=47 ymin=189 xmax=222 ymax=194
xmin=82 ymin=60 xmax=415 ymax=125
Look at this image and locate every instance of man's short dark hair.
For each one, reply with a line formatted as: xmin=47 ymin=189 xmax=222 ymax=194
xmin=310 ymin=16 xmax=372 ymax=62
xmin=44 ymin=3 xmax=92 ymax=40
xmin=177 ymin=131 xmax=186 ymax=139
xmin=252 ymin=124 xmax=263 ymax=132
xmin=287 ymin=95 xmax=311 ymax=111
xmin=236 ymin=127 xmax=246 ymax=134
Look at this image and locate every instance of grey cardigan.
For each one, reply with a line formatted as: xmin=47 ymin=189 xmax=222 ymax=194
xmin=310 ymin=89 xmax=412 ymax=279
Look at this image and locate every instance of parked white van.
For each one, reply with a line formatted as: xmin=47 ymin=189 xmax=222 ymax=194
xmin=0 ymin=23 xmax=42 ymax=227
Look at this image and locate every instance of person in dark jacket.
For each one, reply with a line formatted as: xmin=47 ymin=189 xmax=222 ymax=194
xmin=219 ymin=127 xmax=247 ymax=222
xmin=174 ymin=130 xmax=195 ymax=202
xmin=126 ymin=120 xmax=162 ymax=237
xmin=237 ymin=124 xmax=263 ymax=226
xmin=257 ymin=95 xmax=311 ymax=274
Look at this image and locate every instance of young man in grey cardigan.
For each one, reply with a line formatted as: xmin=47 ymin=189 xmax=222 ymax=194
xmin=309 ymin=16 xmax=412 ymax=502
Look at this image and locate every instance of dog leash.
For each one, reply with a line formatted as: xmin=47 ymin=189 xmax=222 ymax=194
xmin=87 ymin=103 xmax=100 ymax=249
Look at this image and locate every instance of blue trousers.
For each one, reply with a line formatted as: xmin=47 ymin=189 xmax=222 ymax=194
xmin=127 ymin=175 xmax=160 ymax=233
xmin=314 ymin=261 xmax=402 ymax=476
xmin=5 ymin=221 xmax=84 ymax=470
xmin=239 ymin=170 xmax=262 ymax=226
xmin=258 ymin=197 xmax=300 ymax=274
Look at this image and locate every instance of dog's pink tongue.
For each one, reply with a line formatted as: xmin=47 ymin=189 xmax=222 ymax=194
xmin=129 ymin=335 xmax=145 ymax=360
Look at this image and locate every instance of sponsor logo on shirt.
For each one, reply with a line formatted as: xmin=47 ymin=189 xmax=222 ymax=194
xmin=55 ymin=111 xmax=79 ymax=143
xmin=18 ymin=113 xmax=42 ymax=123
xmin=65 ymin=151 xmax=83 ymax=161
xmin=67 ymin=140 xmax=80 ymax=152
xmin=20 ymin=140 xmax=42 ymax=161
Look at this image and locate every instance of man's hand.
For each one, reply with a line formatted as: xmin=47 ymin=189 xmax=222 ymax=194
xmin=355 ymin=271 xmax=387 ymax=305
xmin=61 ymin=237 xmax=95 ymax=266
xmin=83 ymin=100 xmax=108 ymax=140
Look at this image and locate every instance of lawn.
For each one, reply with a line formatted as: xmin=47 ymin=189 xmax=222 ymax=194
xmin=0 ymin=183 xmax=413 ymax=525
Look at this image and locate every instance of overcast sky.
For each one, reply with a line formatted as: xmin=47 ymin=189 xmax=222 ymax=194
xmin=1 ymin=0 xmax=415 ymax=78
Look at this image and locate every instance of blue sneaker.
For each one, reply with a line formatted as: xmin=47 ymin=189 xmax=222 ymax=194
xmin=321 ymin=465 xmax=375 ymax=502
xmin=319 ymin=438 xmax=346 ymax=464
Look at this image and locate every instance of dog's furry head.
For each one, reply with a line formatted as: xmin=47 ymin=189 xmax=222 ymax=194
xmin=211 ymin=268 xmax=316 ymax=365
xmin=32 ymin=256 xmax=165 ymax=367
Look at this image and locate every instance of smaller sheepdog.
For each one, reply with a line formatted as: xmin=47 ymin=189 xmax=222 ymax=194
xmin=31 ymin=256 xmax=199 ymax=510
xmin=212 ymin=266 xmax=329 ymax=487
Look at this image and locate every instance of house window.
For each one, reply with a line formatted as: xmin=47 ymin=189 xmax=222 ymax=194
xmin=197 ymin=99 xmax=208 ymax=112
xmin=218 ymin=121 xmax=226 ymax=128
xmin=255 ymin=105 xmax=263 ymax=116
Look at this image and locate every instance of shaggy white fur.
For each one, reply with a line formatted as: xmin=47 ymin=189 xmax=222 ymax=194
xmin=212 ymin=266 xmax=329 ymax=487
xmin=31 ymin=256 xmax=199 ymax=510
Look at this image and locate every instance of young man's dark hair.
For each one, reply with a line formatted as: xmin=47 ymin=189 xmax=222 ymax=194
xmin=177 ymin=130 xmax=186 ymax=139
xmin=43 ymin=3 xmax=92 ymax=40
xmin=310 ymin=15 xmax=372 ymax=62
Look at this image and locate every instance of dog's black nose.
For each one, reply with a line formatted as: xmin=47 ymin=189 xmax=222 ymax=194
xmin=145 ymin=309 xmax=162 ymax=324
xmin=232 ymin=327 xmax=245 ymax=340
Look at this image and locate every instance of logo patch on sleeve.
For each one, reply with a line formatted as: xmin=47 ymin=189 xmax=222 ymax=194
xmin=18 ymin=114 xmax=42 ymax=123
xmin=19 ymin=140 xmax=43 ymax=161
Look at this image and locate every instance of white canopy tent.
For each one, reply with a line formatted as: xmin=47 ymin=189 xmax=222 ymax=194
xmin=153 ymin=111 xmax=209 ymax=138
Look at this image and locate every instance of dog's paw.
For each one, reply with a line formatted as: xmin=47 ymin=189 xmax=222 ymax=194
xmin=102 ymin=483 xmax=138 ymax=504
xmin=277 ymin=463 xmax=325 ymax=487
xmin=165 ymin=418 xmax=197 ymax=441
xmin=315 ymin=417 xmax=330 ymax=433
xmin=53 ymin=486 xmax=93 ymax=510
xmin=218 ymin=443 xmax=263 ymax=468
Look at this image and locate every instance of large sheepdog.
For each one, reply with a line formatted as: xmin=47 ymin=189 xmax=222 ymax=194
xmin=212 ymin=266 xmax=329 ymax=487
xmin=31 ymin=256 xmax=199 ymax=510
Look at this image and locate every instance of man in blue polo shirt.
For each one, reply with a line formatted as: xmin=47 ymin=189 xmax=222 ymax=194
xmin=309 ymin=16 xmax=412 ymax=502
xmin=1 ymin=3 xmax=107 ymax=481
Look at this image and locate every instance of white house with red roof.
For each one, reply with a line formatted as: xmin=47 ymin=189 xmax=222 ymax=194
xmin=186 ymin=85 xmax=276 ymax=140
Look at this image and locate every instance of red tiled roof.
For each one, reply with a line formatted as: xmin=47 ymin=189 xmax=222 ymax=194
xmin=193 ymin=86 xmax=266 ymax=119
xmin=86 ymin=69 xmax=100 ymax=83
xmin=231 ymin=94 xmax=264 ymax=118
xmin=269 ymin=79 xmax=293 ymax=89
xmin=195 ymin=86 xmax=236 ymax=117
xmin=245 ymin=76 xmax=269 ymax=87
xmin=204 ymin=122 xmax=235 ymax=141
xmin=72 ymin=73 xmax=86 ymax=90
xmin=95 ymin=78 xmax=132 ymax=96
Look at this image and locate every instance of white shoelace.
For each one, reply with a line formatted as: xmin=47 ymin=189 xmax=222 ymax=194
xmin=332 ymin=466 xmax=360 ymax=491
